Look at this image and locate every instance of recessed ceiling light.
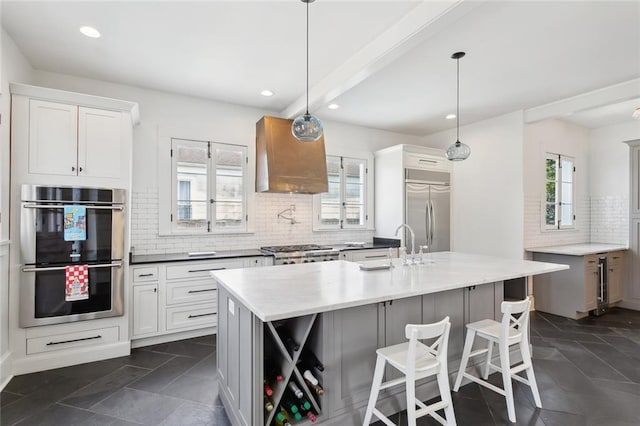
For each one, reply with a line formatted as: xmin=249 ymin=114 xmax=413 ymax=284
xmin=79 ymin=26 xmax=101 ymax=38
xmin=328 ymin=103 xmax=340 ymax=110
xmin=260 ymin=90 xmax=274 ymax=97
xmin=633 ymin=107 xmax=640 ymax=119
xmin=445 ymin=114 xmax=456 ymax=120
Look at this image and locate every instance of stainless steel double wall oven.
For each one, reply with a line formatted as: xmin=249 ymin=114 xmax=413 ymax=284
xmin=20 ymin=185 xmax=125 ymax=327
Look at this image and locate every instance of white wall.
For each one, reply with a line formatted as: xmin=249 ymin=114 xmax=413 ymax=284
xmin=589 ymin=121 xmax=640 ymax=244
xmin=32 ymin=70 xmax=426 ymax=254
xmin=423 ymin=111 xmax=525 ymax=259
xmin=0 ymin=27 xmax=34 ymax=387
xmin=523 ymin=119 xmax=590 ymax=248
xmin=589 ymin=121 xmax=639 ymax=197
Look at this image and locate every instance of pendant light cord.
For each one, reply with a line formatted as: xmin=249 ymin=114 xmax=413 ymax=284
xmin=456 ymin=56 xmax=460 ymax=142
xmin=305 ymin=0 xmax=310 ymax=116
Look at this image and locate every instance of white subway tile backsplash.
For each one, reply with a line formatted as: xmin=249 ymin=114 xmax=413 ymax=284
xmin=131 ymin=189 xmax=374 ymax=255
xmin=524 ymin=194 xmax=629 ymax=248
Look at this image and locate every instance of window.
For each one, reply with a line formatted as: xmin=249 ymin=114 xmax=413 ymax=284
xmin=315 ymin=155 xmax=368 ymax=229
xmin=171 ymin=138 xmax=247 ymax=233
xmin=544 ymin=153 xmax=575 ymax=229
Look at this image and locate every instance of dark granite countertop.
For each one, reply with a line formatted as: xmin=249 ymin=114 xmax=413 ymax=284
xmin=130 ymin=249 xmax=269 ymax=265
xmin=334 ymin=237 xmax=401 ymax=251
xmin=130 ymin=238 xmax=400 ymax=265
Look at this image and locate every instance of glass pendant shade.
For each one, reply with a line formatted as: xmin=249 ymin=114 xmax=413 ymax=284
xmin=292 ymin=113 xmax=323 ymax=142
xmin=446 ymin=140 xmax=471 ymax=161
xmin=446 ymin=51 xmax=470 ymax=161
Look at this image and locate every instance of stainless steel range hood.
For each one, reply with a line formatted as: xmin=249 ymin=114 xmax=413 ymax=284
xmin=256 ymin=116 xmax=328 ymax=194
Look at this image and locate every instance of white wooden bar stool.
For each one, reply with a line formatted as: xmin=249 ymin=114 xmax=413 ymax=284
xmin=363 ymin=316 xmax=456 ymax=426
xmin=453 ymin=297 xmax=541 ymax=423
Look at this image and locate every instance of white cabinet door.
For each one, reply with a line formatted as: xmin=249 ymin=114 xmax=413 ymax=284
xmin=132 ymin=284 xmax=159 ymax=337
xmin=78 ymin=107 xmax=123 ymax=179
xmin=29 ymin=100 xmax=78 ymax=175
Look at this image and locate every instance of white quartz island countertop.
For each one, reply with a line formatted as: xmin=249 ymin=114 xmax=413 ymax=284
xmin=211 ymin=251 xmax=568 ymax=322
xmin=526 ymin=243 xmax=628 ymax=256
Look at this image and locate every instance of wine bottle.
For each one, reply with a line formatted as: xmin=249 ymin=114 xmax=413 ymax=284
xmin=297 ymin=398 xmax=317 ymax=422
xmin=264 ymin=380 xmax=273 ymax=397
xmin=282 ymin=406 xmax=303 ymax=422
xmin=280 ymin=394 xmax=300 ymax=414
xmin=264 ymin=358 xmax=284 ymax=383
xmin=288 ymin=381 xmax=303 ymax=398
xmin=303 ymin=369 xmax=319 ymax=385
xmin=264 ymin=395 xmax=274 ymax=412
xmin=274 ymin=411 xmax=292 ymax=426
xmin=305 ymin=378 xmax=324 ymax=396
xmin=301 ymin=349 xmax=324 ymax=372
xmin=276 ymin=324 xmax=300 ymax=352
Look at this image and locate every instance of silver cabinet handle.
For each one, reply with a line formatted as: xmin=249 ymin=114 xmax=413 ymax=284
xmin=188 ymin=267 xmax=226 ymax=273
xmin=188 ymin=289 xmax=216 ymax=294
xmin=364 ymin=254 xmax=387 ymax=259
xmin=23 ymin=262 xmax=122 ymax=272
xmin=23 ymin=203 xmax=123 ymax=211
xmin=188 ymin=312 xmax=216 ymax=319
xmin=47 ymin=335 xmax=101 ymax=346
xmin=598 ymin=263 xmax=604 ymax=302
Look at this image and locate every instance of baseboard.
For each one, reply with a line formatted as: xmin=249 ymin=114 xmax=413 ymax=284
xmin=11 ymin=341 xmax=131 ymax=376
xmin=618 ymin=299 xmax=640 ymax=311
xmin=131 ymin=327 xmax=216 ymax=349
xmin=0 ymin=351 xmax=13 ymax=391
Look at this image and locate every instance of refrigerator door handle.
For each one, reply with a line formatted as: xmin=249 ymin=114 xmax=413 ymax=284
xmin=430 ymin=199 xmax=435 ymax=244
xmin=425 ymin=199 xmax=431 ymax=247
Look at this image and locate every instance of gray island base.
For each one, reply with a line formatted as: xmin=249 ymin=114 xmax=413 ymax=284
xmin=212 ymin=252 xmax=568 ymax=426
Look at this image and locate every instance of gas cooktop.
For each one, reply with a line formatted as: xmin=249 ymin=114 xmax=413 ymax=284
xmin=260 ymin=244 xmax=329 ymax=253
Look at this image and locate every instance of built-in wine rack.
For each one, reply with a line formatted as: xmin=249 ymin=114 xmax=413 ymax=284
xmin=263 ymin=313 xmax=323 ymax=425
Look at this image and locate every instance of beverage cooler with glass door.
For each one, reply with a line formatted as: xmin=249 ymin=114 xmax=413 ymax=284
xmin=20 ymin=185 xmax=126 ymax=327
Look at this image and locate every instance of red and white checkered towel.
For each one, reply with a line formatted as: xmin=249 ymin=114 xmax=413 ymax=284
xmin=65 ymin=265 xmax=89 ymax=301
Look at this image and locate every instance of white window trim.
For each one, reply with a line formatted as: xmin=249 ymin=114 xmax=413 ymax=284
xmin=158 ymin=130 xmax=254 ymax=236
xmin=541 ymin=153 xmax=576 ymax=231
xmin=313 ymin=152 xmax=374 ymax=231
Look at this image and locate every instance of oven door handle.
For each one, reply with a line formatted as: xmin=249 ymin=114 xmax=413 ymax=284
xmin=22 ymin=262 xmax=123 ymax=272
xmin=23 ymin=203 xmax=124 ymax=211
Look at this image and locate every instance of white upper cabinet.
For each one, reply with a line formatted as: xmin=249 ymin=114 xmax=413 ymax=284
xmin=11 ymin=83 xmax=139 ymax=188
xmin=78 ymin=107 xmax=123 ymax=179
xmin=28 ymin=100 xmax=78 ymax=176
xmin=29 ymin=100 xmax=123 ymax=178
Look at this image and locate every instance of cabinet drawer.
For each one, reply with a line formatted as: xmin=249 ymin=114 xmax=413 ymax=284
xmin=27 ymin=326 xmax=119 ymax=355
xmin=608 ymin=252 xmax=624 ymax=266
xmin=166 ymin=303 xmax=217 ymax=331
xmin=166 ymin=280 xmax=217 ymax=306
xmin=132 ymin=266 xmax=158 ymax=282
xmin=166 ymin=259 xmax=244 ymax=280
xmin=349 ymin=248 xmax=392 ymax=262
xmin=403 ymin=153 xmax=449 ymax=172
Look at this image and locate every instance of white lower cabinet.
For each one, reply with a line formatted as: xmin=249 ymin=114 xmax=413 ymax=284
xmin=131 ymin=256 xmax=268 ymax=342
xmin=132 ymin=284 xmax=159 ymax=337
xmin=27 ymin=326 xmax=120 ymax=355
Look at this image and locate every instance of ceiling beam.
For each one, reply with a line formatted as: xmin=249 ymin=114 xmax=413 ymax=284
xmin=524 ymin=78 xmax=640 ymax=123
xmin=280 ymin=0 xmax=485 ymax=119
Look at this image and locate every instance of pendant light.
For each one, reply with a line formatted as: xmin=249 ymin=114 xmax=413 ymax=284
xmin=292 ymin=0 xmax=323 ymax=142
xmin=446 ymin=51 xmax=471 ymax=161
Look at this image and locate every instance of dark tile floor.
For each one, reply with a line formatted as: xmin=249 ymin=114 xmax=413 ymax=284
xmin=1 ymin=308 xmax=639 ymax=425
xmin=376 ymin=308 xmax=640 ymax=426
xmin=0 ymin=335 xmax=229 ymax=426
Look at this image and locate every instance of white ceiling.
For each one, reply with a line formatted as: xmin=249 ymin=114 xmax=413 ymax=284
xmin=3 ymin=1 xmax=640 ymax=136
xmin=563 ymin=98 xmax=640 ymax=129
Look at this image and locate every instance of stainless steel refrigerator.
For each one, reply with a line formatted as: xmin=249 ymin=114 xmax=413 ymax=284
xmin=405 ymin=169 xmax=450 ymax=252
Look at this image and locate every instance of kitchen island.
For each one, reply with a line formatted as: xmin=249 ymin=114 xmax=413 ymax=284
xmin=211 ymin=252 xmax=567 ymax=426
